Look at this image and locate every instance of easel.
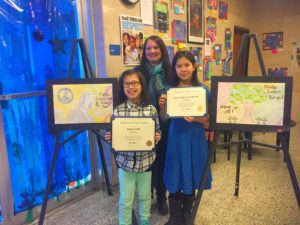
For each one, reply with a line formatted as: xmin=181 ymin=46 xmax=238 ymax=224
xmin=191 ymin=33 xmax=300 ymax=225
xmin=38 ymin=39 xmax=113 ymax=225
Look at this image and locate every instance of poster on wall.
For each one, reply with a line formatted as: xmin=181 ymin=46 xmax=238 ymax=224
xmin=120 ymin=15 xmax=144 ymax=66
xmin=187 ymin=0 xmax=204 ymax=44
xmin=210 ymin=76 xmax=293 ymax=132
xmin=46 ymin=78 xmax=118 ymax=133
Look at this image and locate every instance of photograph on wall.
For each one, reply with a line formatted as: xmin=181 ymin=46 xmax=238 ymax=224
xmin=46 ymin=78 xmax=118 ymax=133
xmin=187 ymin=0 xmax=204 ymax=43
xmin=154 ymin=1 xmax=169 ymax=33
xmin=262 ymin=32 xmax=283 ymax=50
xmin=210 ymin=76 xmax=293 ymax=131
xmin=120 ymin=15 xmax=144 ymax=66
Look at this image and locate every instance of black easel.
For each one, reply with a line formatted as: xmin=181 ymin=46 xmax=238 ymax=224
xmin=215 ymin=33 xmax=300 ymax=208
xmin=38 ymin=39 xmax=113 ymax=225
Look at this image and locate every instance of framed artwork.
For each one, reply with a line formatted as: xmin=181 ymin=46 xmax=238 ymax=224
xmin=46 ymin=78 xmax=118 ymax=134
xmin=187 ymin=0 xmax=204 ymax=44
xmin=210 ymin=76 xmax=293 ymax=132
xmin=262 ymin=32 xmax=283 ymax=50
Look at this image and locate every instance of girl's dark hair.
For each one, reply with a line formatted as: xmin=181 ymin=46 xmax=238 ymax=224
xmin=140 ymin=35 xmax=172 ymax=84
xmin=171 ymin=51 xmax=200 ymax=87
xmin=118 ymin=69 xmax=151 ymax=106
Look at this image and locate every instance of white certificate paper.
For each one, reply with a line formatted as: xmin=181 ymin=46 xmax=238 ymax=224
xmin=112 ymin=117 xmax=155 ymax=151
xmin=167 ymin=87 xmax=207 ymax=117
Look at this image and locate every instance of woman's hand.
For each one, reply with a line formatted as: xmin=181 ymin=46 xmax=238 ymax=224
xmin=159 ymin=94 xmax=167 ymax=109
xmin=184 ymin=116 xmax=195 ymax=123
xmin=155 ymin=132 xmax=161 ymax=144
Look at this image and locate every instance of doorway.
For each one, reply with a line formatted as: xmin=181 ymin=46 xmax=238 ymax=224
xmin=233 ymin=26 xmax=250 ymax=76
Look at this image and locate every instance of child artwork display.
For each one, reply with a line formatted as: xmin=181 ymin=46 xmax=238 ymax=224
xmin=262 ymin=32 xmax=283 ymax=50
xmin=120 ymin=15 xmax=144 ymax=66
xmin=46 ymin=78 xmax=118 ymax=133
xmin=173 ymin=0 xmax=185 ymax=14
xmin=206 ymin=17 xmax=217 ymax=41
xmin=219 ymin=1 xmax=228 ymax=20
xmin=171 ymin=20 xmax=186 ymax=44
xmin=208 ymin=0 xmax=218 ymax=13
xmin=167 ymin=45 xmax=175 ymax=63
xmin=225 ymin=28 xmax=232 ymax=50
xmin=154 ymin=0 xmax=169 ymax=33
xmin=203 ymin=57 xmax=212 ymax=81
xmin=210 ymin=76 xmax=293 ymax=132
xmin=222 ymin=59 xmax=230 ymax=75
xmin=212 ymin=44 xmax=222 ymax=65
xmin=190 ymin=47 xmax=203 ymax=70
xmin=268 ymin=67 xmax=288 ymax=77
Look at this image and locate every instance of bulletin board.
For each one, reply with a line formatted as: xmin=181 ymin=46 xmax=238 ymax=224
xmin=46 ymin=78 xmax=118 ymax=133
xmin=209 ymin=76 xmax=293 ymax=132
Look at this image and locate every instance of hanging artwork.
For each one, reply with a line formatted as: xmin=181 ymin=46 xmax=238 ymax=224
xmin=222 ymin=59 xmax=230 ymax=75
xmin=120 ymin=15 xmax=144 ymax=65
xmin=206 ymin=16 xmax=217 ymax=42
xmin=154 ymin=0 xmax=169 ymax=33
xmin=167 ymin=46 xmax=175 ymax=63
xmin=208 ymin=0 xmax=218 ymax=13
xmin=174 ymin=0 xmax=185 ymax=14
xmin=203 ymin=57 xmax=212 ymax=81
xmin=262 ymin=32 xmax=283 ymax=51
xmin=212 ymin=44 xmax=222 ymax=65
xmin=187 ymin=0 xmax=204 ymax=44
xmin=268 ymin=67 xmax=288 ymax=77
xmin=225 ymin=28 xmax=232 ymax=50
xmin=290 ymin=41 xmax=300 ymax=72
xmin=172 ymin=20 xmax=186 ymax=44
xmin=219 ymin=1 xmax=228 ymax=20
xmin=190 ymin=47 xmax=203 ymax=70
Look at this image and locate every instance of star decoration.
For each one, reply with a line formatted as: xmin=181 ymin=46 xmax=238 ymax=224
xmin=48 ymin=35 xmax=68 ymax=54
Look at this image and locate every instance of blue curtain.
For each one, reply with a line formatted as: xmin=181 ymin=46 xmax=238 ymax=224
xmin=0 ymin=0 xmax=93 ymax=215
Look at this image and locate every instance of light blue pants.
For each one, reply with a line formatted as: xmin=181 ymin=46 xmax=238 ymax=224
xmin=118 ymin=168 xmax=152 ymax=225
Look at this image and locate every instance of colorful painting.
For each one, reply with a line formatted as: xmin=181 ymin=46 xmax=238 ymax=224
xmin=174 ymin=0 xmax=185 ymax=14
xmin=187 ymin=0 xmax=204 ymax=43
xmin=120 ymin=15 xmax=144 ymax=65
xmin=203 ymin=57 xmax=212 ymax=81
xmin=219 ymin=1 xmax=228 ymax=20
xmin=262 ymin=32 xmax=283 ymax=50
xmin=268 ymin=67 xmax=288 ymax=77
xmin=154 ymin=1 xmax=169 ymax=33
xmin=225 ymin=28 xmax=232 ymax=50
xmin=167 ymin=46 xmax=175 ymax=63
xmin=172 ymin=20 xmax=186 ymax=44
xmin=190 ymin=47 xmax=203 ymax=70
xmin=216 ymin=82 xmax=285 ymax=125
xmin=206 ymin=17 xmax=217 ymax=41
xmin=47 ymin=79 xmax=117 ymax=133
xmin=212 ymin=44 xmax=222 ymax=65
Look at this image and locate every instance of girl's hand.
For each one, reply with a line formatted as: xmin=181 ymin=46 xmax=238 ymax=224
xmin=184 ymin=116 xmax=195 ymax=123
xmin=105 ymin=131 xmax=111 ymax=143
xmin=155 ymin=132 xmax=161 ymax=144
xmin=159 ymin=94 xmax=167 ymax=109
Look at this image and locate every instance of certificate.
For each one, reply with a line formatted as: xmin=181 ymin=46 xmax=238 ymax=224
xmin=167 ymin=87 xmax=207 ymax=117
xmin=111 ymin=117 xmax=156 ymax=152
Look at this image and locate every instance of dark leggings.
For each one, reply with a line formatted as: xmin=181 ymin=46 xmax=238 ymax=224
xmin=169 ymin=190 xmax=195 ymax=201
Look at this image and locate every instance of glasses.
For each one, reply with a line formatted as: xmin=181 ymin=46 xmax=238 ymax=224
xmin=123 ymin=81 xmax=140 ymax=88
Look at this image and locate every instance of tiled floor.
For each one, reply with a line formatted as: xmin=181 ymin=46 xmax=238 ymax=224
xmin=34 ymin=125 xmax=300 ymax=225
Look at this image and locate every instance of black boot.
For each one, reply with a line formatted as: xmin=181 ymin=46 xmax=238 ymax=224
xmin=157 ymin=197 xmax=169 ymax=215
xmin=182 ymin=196 xmax=195 ymax=225
xmin=164 ymin=198 xmax=183 ymax=225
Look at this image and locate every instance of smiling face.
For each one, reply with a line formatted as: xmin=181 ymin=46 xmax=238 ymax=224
xmin=145 ymin=39 xmax=162 ymax=65
xmin=123 ymin=73 xmax=142 ymax=104
xmin=175 ymin=56 xmax=196 ymax=86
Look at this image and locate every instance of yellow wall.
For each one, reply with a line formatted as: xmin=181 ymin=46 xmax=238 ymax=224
xmin=99 ymin=0 xmax=300 ymax=121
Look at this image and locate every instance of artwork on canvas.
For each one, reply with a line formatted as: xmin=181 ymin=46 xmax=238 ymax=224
xmin=262 ymin=32 xmax=283 ymax=50
xmin=219 ymin=1 xmax=228 ymax=20
xmin=172 ymin=20 xmax=186 ymax=44
xmin=187 ymin=0 xmax=204 ymax=43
